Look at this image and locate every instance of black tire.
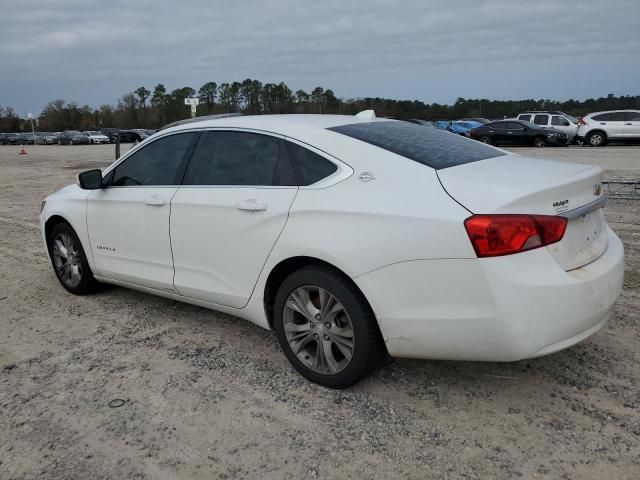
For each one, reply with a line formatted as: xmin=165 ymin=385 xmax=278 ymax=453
xmin=533 ymin=136 xmax=547 ymax=148
xmin=478 ymin=135 xmax=492 ymax=145
xmin=273 ymin=265 xmax=385 ymax=388
xmin=48 ymin=222 xmax=98 ymax=295
xmin=586 ymin=131 xmax=607 ymax=147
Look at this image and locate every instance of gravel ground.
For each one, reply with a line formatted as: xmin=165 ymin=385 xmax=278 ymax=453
xmin=0 ymin=143 xmax=639 ymax=479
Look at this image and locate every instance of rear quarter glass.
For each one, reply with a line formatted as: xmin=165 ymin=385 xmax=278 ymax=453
xmin=328 ymin=121 xmax=505 ymax=170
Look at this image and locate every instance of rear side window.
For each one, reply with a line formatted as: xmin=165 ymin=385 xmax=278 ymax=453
xmin=186 ymin=131 xmax=296 ymax=186
xmin=490 ymin=122 xmax=508 ymax=130
xmin=287 ymin=142 xmax=337 ymax=185
xmin=111 ymin=132 xmax=197 ymax=186
xmin=328 ymin=121 xmax=504 ymax=170
xmin=624 ymin=111 xmax=640 ymax=121
xmin=592 ymin=112 xmax=626 ymax=121
xmin=519 ymin=114 xmax=532 ymax=121
xmin=533 ymin=115 xmax=549 ymax=126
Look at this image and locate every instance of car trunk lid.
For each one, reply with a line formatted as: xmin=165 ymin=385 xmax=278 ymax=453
xmin=438 ymin=154 xmax=608 ymax=270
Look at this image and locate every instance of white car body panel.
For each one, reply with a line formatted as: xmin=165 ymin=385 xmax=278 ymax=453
xmin=40 ymin=114 xmax=625 ymax=362
xmin=86 ymin=186 xmax=178 ymax=292
xmin=171 ymin=185 xmax=298 ymax=307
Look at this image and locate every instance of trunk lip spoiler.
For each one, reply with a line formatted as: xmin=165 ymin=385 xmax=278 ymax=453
xmin=559 ymin=195 xmax=607 ymax=220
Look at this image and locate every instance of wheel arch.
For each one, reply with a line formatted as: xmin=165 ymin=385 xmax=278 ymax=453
xmin=44 ymin=214 xmax=72 ymax=250
xmin=586 ymin=129 xmax=607 ymax=142
xmin=263 ymin=256 xmax=378 ymax=332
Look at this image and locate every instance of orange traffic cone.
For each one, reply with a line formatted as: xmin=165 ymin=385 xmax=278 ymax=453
xmin=19 ymin=145 xmax=27 ymax=155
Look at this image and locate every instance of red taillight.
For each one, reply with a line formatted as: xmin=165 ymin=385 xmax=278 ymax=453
xmin=577 ymin=117 xmax=587 ymax=125
xmin=464 ymin=214 xmax=567 ymax=258
xmin=469 ymin=128 xmax=478 ymax=136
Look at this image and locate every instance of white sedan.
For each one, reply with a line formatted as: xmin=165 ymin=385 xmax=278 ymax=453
xmin=40 ymin=112 xmax=624 ymax=388
xmin=83 ymin=131 xmax=110 ymax=144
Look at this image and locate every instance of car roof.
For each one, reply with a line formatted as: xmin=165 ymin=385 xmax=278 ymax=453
xmin=585 ymin=109 xmax=640 ymax=115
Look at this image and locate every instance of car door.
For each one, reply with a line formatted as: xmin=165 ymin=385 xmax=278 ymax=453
xmin=489 ymin=122 xmax=509 ymax=144
xmin=623 ymin=111 xmax=640 ymax=138
xmin=550 ymin=115 xmax=575 ymax=139
xmin=497 ymin=122 xmax=522 ymax=144
xmin=591 ymin=112 xmax=626 ymax=138
xmin=86 ymin=131 xmax=199 ymax=291
xmin=507 ymin=122 xmax=530 ymax=144
xmin=170 ymin=130 xmax=298 ymax=308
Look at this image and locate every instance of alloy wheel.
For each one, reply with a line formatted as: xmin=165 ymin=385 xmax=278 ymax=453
xmin=51 ymin=232 xmax=83 ymax=289
xmin=283 ymin=285 xmax=355 ymax=375
xmin=589 ymin=134 xmax=603 ymax=146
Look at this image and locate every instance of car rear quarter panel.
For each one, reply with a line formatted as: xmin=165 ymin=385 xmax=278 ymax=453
xmin=252 ymin=142 xmax=476 ymax=301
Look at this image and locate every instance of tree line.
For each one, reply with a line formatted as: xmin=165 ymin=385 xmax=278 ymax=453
xmin=1 ymin=79 xmax=639 ymax=132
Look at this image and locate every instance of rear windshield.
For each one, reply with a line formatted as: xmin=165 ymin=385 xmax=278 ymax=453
xmin=328 ymin=121 xmax=505 ymax=169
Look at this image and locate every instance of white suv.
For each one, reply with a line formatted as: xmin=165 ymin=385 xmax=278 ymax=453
xmin=516 ymin=111 xmax=579 ymax=142
xmin=576 ymin=110 xmax=640 ymax=147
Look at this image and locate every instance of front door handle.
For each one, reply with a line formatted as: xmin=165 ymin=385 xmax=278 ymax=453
xmin=236 ymin=199 xmax=267 ymax=212
xmin=144 ymin=194 xmax=166 ymax=206
xmin=625 ymin=123 xmax=633 ymax=125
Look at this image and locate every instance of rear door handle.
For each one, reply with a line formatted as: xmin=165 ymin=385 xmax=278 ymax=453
xmin=144 ymin=194 xmax=166 ymax=206
xmin=625 ymin=123 xmax=633 ymax=125
xmin=236 ymin=199 xmax=267 ymax=212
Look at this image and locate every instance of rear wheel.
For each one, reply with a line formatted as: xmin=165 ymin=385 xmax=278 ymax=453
xmin=533 ymin=136 xmax=547 ymax=148
xmin=273 ymin=265 xmax=384 ymax=388
xmin=49 ymin=223 xmax=98 ymax=295
xmin=478 ymin=135 xmax=492 ymax=145
xmin=586 ymin=131 xmax=607 ymax=147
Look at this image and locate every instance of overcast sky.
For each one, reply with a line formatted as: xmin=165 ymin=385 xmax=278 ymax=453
xmin=1 ymin=0 xmax=639 ymax=114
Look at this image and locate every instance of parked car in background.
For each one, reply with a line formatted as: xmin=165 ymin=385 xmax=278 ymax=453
xmin=35 ymin=132 xmax=60 ymax=145
xmin=40 ymin=113 xmax=623 ymax=388
xmin=432 ymin=120 xmax=451 ymax=130
xmin=461 ymin=117 xmax=490 ymax=124
xmin=17 ymin=133 xmax=35 ymax=145
xmin=3 ymin=133 xmax=22 ymax=145
xmin=103 ymin=129 xmax=148 ymax=143
xmin=448 ymin=120 xmax=484 ymax=136
xmin=0 ymin=133 xmax=10 ymax=145
xmin=83 ymin=131 xmax=110 ymax=144
xmin=469 ymin=120 xmax=569 ymax=147
xmin=516 ymin=111 xmax=578 ymax=142
xmin=58 ymin=131 xmax=90 ymax=145
xmin=576 ymin=110 xmax=640 ymax=146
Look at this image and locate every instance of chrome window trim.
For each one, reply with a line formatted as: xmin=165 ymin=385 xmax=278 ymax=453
xmin=102 ymin=126 xmax=353 ymax=189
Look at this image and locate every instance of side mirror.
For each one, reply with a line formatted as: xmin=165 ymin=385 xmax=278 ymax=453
xmin=78 ymin=169 xmax=103 ymax=190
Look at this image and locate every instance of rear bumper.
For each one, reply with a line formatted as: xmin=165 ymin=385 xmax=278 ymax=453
xmin=355 ymin=227 xmax=624 ymax=361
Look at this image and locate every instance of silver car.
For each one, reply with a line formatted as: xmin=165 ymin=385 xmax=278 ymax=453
xmin=577 ymin=110 xmax=640 ymax=146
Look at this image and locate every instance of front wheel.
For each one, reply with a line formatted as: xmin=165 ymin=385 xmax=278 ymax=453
xmin=533 ymin=136 xmax=547 ymax=148
xmin=273 ymin=265 xmax=385 ymax=388
xmin=586 ymin=131 xmax=607 ymax=147
xmin=49 ymin=223 xmax=98 ymax=294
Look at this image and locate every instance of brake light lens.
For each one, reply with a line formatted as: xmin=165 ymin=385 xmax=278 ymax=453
xmin=577 ymin=117 xmax=587 ymax=125
xmin=469 ymin=128 xmax=478 ymax=137
xmin=464 ymin=214 xmax=567 ymax=257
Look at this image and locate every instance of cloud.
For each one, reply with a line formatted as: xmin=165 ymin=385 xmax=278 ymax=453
xmin=1 ymin=0 xmax=638 ymax=112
